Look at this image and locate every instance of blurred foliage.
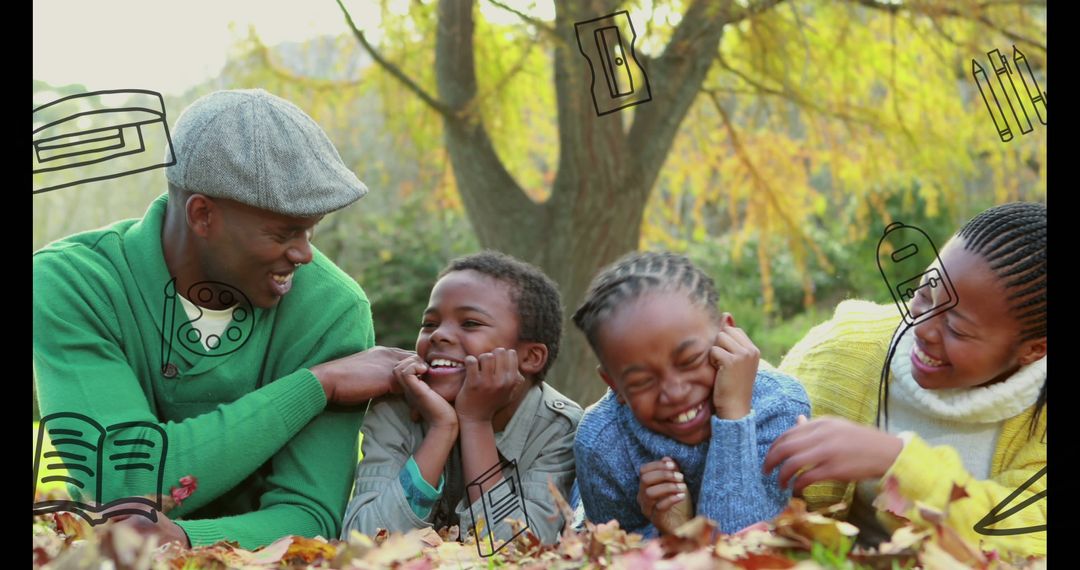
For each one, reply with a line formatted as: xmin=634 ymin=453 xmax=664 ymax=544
xmin=324 ymin=191 xmax=480 ymax=350
xmin=33 ymin=0 xmax=1046 ymax=405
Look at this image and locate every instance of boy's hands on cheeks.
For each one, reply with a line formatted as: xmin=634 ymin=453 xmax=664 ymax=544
xmin=637 ymin=457 xmax=694 ymax=535
xmin=394 ymin=355 xmax=458 ymax=429
xmin=762 ymin=415 xmax=904 ymax=493
xmin=709 ymin=315 xmax=760 ymax=420
xmin=454 ymin=348 xmax=527 ymax=425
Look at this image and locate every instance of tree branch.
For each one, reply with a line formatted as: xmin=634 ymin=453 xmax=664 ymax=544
xmin=706 ymin=91 xmax=830 ymax=268
xmin=625 ymin=0 xmax=788 ymax=197
xmin=335 ymin=0 xmax=454 ymax=118
xmin=484 ymin=0 xmax=559 ymax=39
xmin=848 ymin=0 xmax=1046 ymax=51
xmin=434 ymin=0 xmax=540 ymax=247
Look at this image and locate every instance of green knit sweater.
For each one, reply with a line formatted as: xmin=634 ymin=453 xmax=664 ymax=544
xmin=33 ymin=194 xmax=373 ymax=549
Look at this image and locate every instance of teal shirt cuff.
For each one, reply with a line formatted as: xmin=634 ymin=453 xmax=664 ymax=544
xmin=400 ymin=456 xmax=444 ymax=519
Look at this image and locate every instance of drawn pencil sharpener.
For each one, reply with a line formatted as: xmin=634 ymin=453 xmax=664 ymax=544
xmin=33 ymin=89 xmax=176 ymax=195
xmin=466 ymin=459 xmax=530 ymax=557
xmin=876 ymin=222 xmax=958 ymax=325
xmin=574 ymin=10 xmax=652 ymax=116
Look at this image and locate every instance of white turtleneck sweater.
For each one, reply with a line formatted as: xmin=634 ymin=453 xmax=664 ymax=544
xmin=849 ymin=325 xmax=1046 ymax=542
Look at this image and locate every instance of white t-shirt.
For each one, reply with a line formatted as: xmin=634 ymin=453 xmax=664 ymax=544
xmin=178 ymin=294 xmax=238 ymax=352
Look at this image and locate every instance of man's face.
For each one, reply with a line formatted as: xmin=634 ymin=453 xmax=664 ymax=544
xmin=194 ymin=196 xmax=323 ymax=309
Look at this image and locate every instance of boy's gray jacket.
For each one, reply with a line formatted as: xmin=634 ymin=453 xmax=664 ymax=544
xmin=341 ymin=382 xmax=583 ymax=544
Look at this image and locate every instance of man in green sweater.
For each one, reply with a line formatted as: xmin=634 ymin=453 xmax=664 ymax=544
xmin=33 ymin=89 xmax=409 ymax=549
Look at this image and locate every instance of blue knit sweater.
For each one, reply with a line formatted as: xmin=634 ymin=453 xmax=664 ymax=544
xmin=574 ymin=368 xmax=811 ymax=537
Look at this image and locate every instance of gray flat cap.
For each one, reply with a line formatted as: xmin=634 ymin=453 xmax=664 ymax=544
xmin=166 ymin=89 xmax=368 ymax=217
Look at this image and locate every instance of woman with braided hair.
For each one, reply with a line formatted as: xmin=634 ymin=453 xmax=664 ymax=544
xmin=764 ymin=202 xmax=1047 ymax=557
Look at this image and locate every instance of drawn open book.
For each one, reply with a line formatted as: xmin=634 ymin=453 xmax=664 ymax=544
xmin=33 ymin=412 xmax=168 ymax=525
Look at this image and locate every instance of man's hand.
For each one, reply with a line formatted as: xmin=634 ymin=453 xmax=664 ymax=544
xmin=709 ymin=316 xmax=760 ymax=420
xmin=637 ymin=458 xmax=694 ymax=535
xmin=105 ymin=506 xmax=190 ymax=548
xmin=394 ymin=355 xmax=458 ymax=429
xmin=454 ymin=348 xmax=527 ymax=425
xmin=762 ymin=415 xmax=904 ymax=493
xmin=310 ymin=346 xmax=415 ymax=405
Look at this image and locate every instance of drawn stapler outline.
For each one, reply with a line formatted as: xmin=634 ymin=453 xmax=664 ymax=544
xmin=988 ymin=48 xmax=1033 ymax=136
xmin=466 ymin=458 xmax=531 ymax=557
xmin=1013 ymin=46 xmax=1047 ymax=126
xmin=575 ymin=11 xmax=652 ymax=117
xmin=877 ymin=222 xmax=958 ymax=326
xmin=973 ymin=59 xmax=1013 ymax=143
xmin=33 ymin=89 xmax=176 ymax=195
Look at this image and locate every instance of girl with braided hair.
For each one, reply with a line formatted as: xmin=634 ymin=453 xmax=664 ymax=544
xmin=572 ymin=251 xmax=811 ymax=537
xmin=765 ymin=202 xmax=1047 ymax=557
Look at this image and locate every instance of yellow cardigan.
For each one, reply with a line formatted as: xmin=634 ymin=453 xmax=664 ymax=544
xmin=778 ymin=300 xmax=1046 ymax=557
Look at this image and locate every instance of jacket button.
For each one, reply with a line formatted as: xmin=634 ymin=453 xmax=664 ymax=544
xmin=553 ymin=401 xmax=565 ymax=409
xmin=162 ymin=363 xmax=179 ymax=379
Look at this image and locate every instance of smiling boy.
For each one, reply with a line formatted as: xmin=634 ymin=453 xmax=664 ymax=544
xmin=341 ymin=251 xmax=583 ymax=545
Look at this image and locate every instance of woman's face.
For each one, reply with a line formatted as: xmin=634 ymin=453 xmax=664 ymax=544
xmin=907 ymin=238 xmax=1046 ymax=389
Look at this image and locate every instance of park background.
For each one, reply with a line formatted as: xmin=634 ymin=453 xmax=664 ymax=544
xmin=33 ymin=0 xmax=1046 ymax=411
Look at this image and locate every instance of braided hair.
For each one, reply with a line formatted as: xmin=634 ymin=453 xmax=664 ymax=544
xmin=572 ymin=251 xmax=721 ymax=355
xmin=956 ymin=201 xmax=1047 ymax=438
xmin=439 ymin=251 xmax=563 ymax=382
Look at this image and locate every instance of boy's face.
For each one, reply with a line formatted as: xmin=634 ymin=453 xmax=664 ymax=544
xmin=415 ymin=270 xmax=527 ymax=403
xmin=908 ymin=238 xmax=1046 ymax=389
xmin=596 ymin=291 xmax=720 ymax=445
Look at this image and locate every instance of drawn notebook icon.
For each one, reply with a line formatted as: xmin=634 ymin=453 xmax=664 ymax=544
xmin=876 ymin=222 xmax=958 ymax=325
xmin=466 ymin=459 xmax=531 ymax=557
xmin=33 ymin=89 xmax=176 ymax=195
xmin=33 ymin=412 xmax=167 ymax=525
xmin=575 ymin=11 xmax=652 ymax=116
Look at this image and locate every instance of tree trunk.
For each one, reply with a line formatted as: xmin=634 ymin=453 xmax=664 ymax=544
xmin=342 ymin=0 xmax=1031 ymax=404
xmin=430 ymin=0 xmax=744 ymax=405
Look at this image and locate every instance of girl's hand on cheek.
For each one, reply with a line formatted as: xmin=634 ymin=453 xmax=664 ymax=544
xmin=454 ymin=348 xmax=527 ymax=424
xmin=637 ymin=458 xmax=694 ymax=535
xmin=394 ymin=356 xmax=457 ymax=429
xmin=762 ymin=416 xmax=904 ymax=493
xmin=709 ymin=316 xmax=760 ymax=420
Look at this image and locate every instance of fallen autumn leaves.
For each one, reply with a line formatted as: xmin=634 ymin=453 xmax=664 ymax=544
xmin=34 ymin=480 xmax=1046 ymax=570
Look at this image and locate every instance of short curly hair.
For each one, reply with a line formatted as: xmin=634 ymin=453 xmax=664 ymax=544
xmin=439 ymin=251 xmax=563 ymax=381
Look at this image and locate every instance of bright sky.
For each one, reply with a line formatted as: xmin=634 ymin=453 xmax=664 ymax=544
xmin=33 ymin=0 xmax=555 ymax=96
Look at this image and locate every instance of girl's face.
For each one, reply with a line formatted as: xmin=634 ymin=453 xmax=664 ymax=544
xmin=595 ymin=291 xmax=722 ymax=446
xmin=908 ymin=238 xmax=1046 ymax=389
xmin=415 ymin=270 xmax=531 ymax=402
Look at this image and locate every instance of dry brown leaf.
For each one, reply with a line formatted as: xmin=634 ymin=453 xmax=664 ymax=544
xmin=608 ymin=540 xmax=663 ymax=570
xmin=772 ymin=500 xmax=859 ymax=551
xmin=876 ymin=525 xmax=930 ymax=555
xmin=242 ymin=536 xmax=293 ymax=565
xmin=736 ymin=551 xmax=799 ymax=569
xmin=872 ymin=475 xmax=912 ymax=521
xmin=363 ymin=531 xmax=426 ymax=566
xmin=52 ymin=512 xmax=92 ymax=542
xmin=919 ymin=540 xmax=982 ymax=570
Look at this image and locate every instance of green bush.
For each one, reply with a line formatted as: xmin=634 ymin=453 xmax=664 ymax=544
xmin=321 ymin=192 xmax=480 ymax=350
